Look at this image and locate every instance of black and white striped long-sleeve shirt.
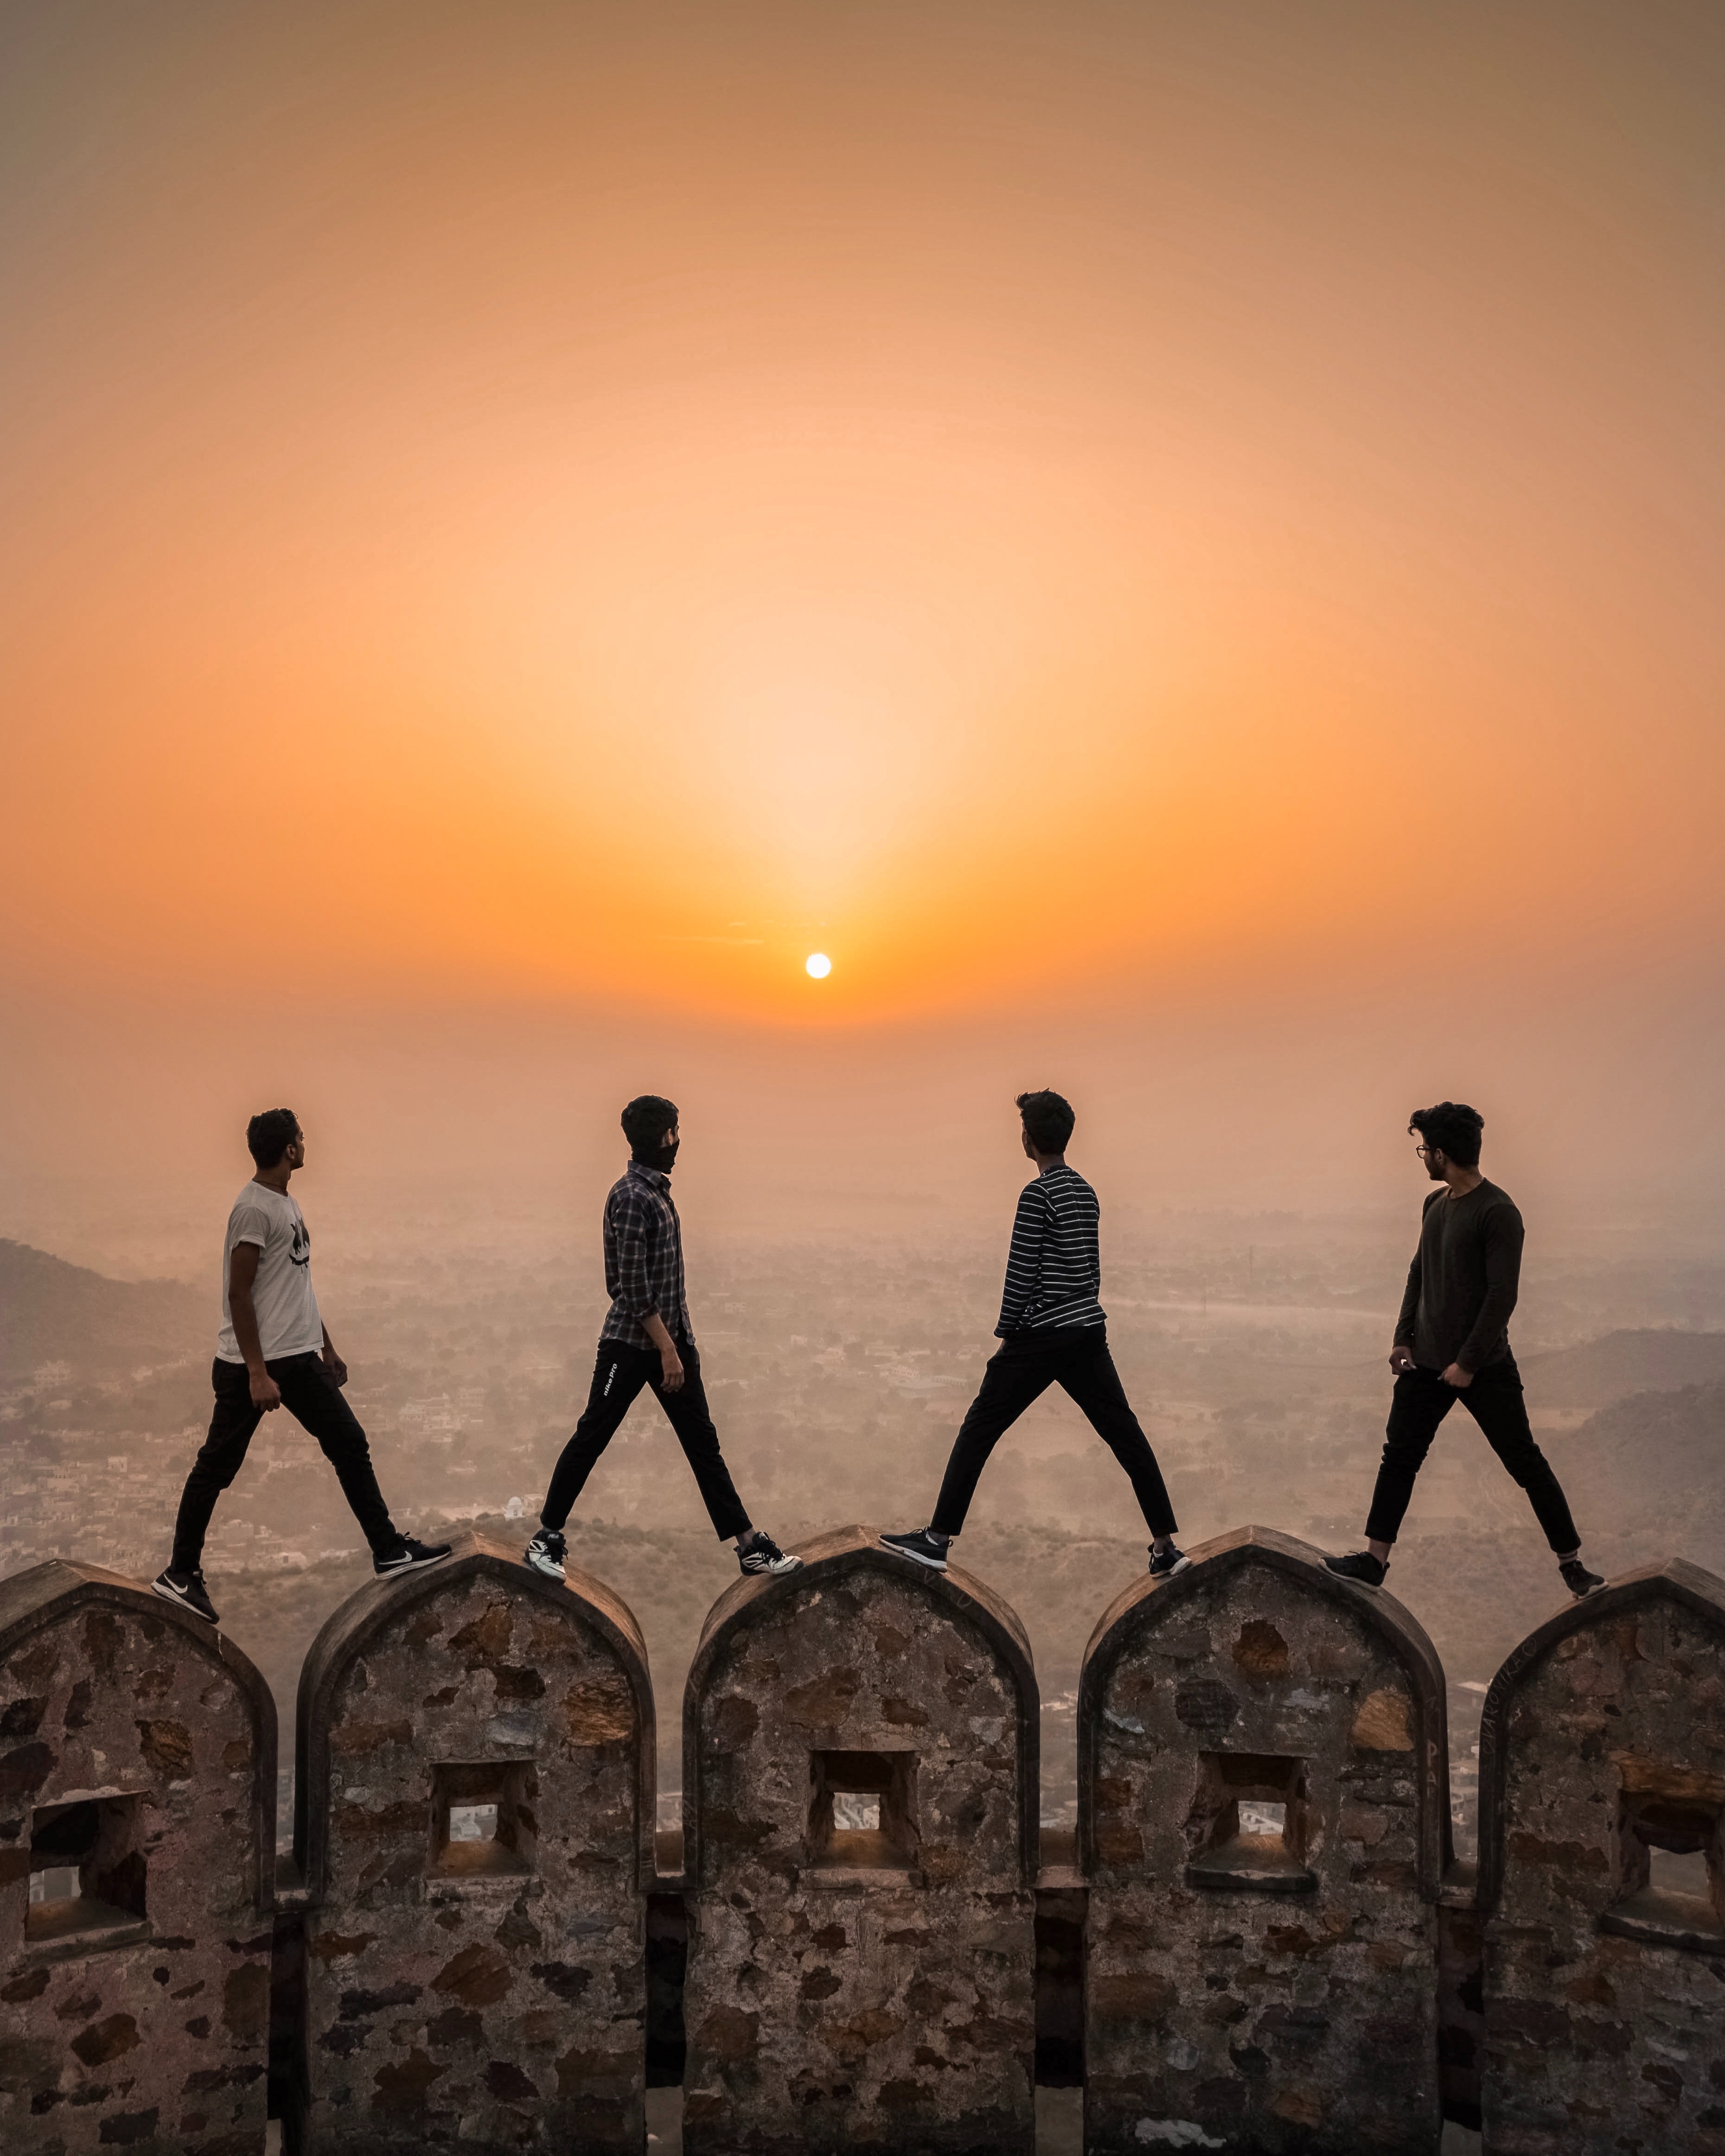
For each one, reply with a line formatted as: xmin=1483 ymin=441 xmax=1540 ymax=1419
xmin=995 ymin=1164 xmax=1106 ymax=1336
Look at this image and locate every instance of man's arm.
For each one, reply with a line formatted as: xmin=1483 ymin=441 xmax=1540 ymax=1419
xmin=613 ymin=1191 xmax=684 ymax=1391
xmin=1389 ymin=1212 xmax=1426 ymax=1372
xmin=1453 ymin=1200 xmax=1523 ymax=1379
xmin=321 ymin=1323 xmax=348 ymax=1387
xmin=996 ymin=1185 xmax=1048 ymax=1337
xmin=229 ymin=1243 xmax=281 ymax=1410
xmin=641 ymin=1311 xmax=684 ymax=1393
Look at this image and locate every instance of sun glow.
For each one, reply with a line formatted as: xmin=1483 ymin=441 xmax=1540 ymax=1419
xmin=805 ymin=953 xmax=832 ymax=980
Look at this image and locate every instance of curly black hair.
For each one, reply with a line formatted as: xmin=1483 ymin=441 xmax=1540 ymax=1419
xmin=1016 ymin=1088 xmax=1076 ymax=1155
xmin=246 ymin=1108 xmax=301 ymax=1169
xmin=1408 ymin=1101 xmax=1484 ymax=1168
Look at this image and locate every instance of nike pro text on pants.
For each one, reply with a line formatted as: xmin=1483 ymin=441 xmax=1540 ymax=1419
xmin=541 ymin=1340 xmax=751 ymax=1540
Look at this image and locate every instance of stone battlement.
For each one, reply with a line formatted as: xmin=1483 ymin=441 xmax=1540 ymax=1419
xmin=3 ymin=1528 xmax=1722 ymax=2154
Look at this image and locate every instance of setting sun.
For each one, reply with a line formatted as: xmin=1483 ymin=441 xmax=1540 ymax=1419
xmin=805 ymin=954 xmax=832 ymax=981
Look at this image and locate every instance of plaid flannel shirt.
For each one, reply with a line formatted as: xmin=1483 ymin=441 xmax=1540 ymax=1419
xmin=599 ymin=1162 xmax=694 ymax=1348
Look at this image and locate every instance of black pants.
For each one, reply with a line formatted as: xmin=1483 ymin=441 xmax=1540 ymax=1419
xmin=171 ymin=1353 xmax=397 ymax=1571
xmin=1364 ymin=1358 xmax=1580 ymax=1552
xmin=540 ymin=1340 xmax=751 ymax=1541
xmin=931 ymin=1327 xmax=1178 ymax=1539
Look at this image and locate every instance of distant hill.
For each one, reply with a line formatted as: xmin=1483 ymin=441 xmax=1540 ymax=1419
xmin=1545 ymin=1381 xmax=1725 ymax=1579
xmin=1517 ymin=1329 xmax=1725 ymax=1408
xmin=0 ymin=1240 xmax=205 ymax=1386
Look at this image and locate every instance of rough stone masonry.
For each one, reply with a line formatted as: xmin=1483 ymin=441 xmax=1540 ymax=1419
xmin=680 ymin=1524 xmax=1040 ymax=2156
xmin=1080 ymin=1526 xmax=1449 ymax=2155
xmin=0 ymin=1558 xmax=276 ymax=2156
xmin=6 ymin=1527 xmax=1725 ymax=2154
xmin=1478 ymin=1558 xmax=1725 ymax=2156
xmin=291 ymin=1532 xmax=655 ymax=2154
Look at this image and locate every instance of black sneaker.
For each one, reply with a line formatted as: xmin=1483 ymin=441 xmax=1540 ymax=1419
xmin=1324 ymin=1550 xmax=1388 ymax=1588
xmin=373 ymin=1535 xmax=453 ymax=1578
xmin=524 ymin=1527 xmax=567 ymax=1581
xmin=153 ymin=1567 xmax=219 ymax=1625
xmin=1559 ymin=1558 xmax=1605 ymax=1599
xmin=878 ymin=1528 xmax=949 ymax=1572
xmin=1148 ymin=1544 xmax=1192 ymax=1579
xmin=738 ymin=1532 xmax=803 ymax=1578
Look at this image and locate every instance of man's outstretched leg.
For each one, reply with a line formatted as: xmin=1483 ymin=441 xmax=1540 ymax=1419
xmin=1055 ymin=1335 xmax=1189 ymax=1576
xmin=1462 ymin=1361 xmax=1598 ymax=1599
xmin=882 ymin=1089 xmax=1188 ymax=1578
xmin=526 ymin=1345 xmax=649 ymax=1578
xmin=653 ymin=1346 xmax=801 ymax=1576
xmin=882 ymin=1341 xmax=1057 ymax=1570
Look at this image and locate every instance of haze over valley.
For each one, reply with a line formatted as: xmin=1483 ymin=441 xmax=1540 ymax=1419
xmin=7 ymin=1185 xmax=1722 ymax=1861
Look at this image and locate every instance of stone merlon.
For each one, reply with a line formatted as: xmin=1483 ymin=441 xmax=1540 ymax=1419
xmin=1 ymin=1527 xmax=1722 ymax=2155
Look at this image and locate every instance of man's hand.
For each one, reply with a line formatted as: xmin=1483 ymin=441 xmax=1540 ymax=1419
xmin=1389 ymin=1343 xmax=1418 ymax=1375
xmin=1441 ymin=1362 xmax=1474 ymax=1389
xmin=321 ymin=1345 xmax=349 ymax=1387
xmin=249 ymin=1368 xmax=283 ymax=1411
xmin=641 ymin=1310 xmax=685 ymax=1392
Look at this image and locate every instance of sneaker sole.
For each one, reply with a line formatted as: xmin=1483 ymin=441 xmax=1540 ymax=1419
xmin=1326 ymin=1571 xmax=1385 ymax=1590
xmin=374 ymin=1550 xmax=453 ymax=1576
xmin=879 ymin=1537 xmax=947 ymax=1571
xmin=152 ymin=1578 xmax=218 ymax=1625
xmin=1150 ymin=1556 xmax=1193 ymax=1579
xmin=524 ymin=1553 xmax=567 ymax=1581
xmin=741 ymin=1560 xmax=805 ymax=1577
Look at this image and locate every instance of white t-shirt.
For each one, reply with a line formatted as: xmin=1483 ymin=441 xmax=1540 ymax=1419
xmin=216 ymin=1182 xmax=325 ymax=1364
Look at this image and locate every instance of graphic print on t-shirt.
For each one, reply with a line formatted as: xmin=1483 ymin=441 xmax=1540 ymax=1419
xmin=216 ymin=1182 xmax=325 ymax=1364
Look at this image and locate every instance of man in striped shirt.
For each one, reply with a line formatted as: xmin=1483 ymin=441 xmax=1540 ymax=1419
xmin=882 ymin=1090 xmax=1189 ymax=1578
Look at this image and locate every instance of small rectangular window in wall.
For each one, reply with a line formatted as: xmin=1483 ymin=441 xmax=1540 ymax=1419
xmin=1603 ymin=1774 xmax=1725 ymax=1953
xmin=431 ymin=1763 xmax=537 ymax=1879
xmin=807 ymin=1751 xmax=917 ymax=1873
xmin=26 ymin=1795 xmax=148 ymax=1948
xmin=1185 ymin=1753 xmax=1316 ymax=1894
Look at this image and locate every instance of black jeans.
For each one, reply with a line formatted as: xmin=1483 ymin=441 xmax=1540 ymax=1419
xmin=541 ymin=1340 xmax=751 ymax=1541
xmin=1365 ymin=1358 xmax=1580 ymax=1552
xmin=931 ymin=1327 xmax=1178 ymax=1539
xmin=171 ymin=1353 xmax=397 ymax=1571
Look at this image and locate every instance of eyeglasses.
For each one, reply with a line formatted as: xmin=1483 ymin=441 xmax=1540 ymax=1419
xmin=1414 ymin=1144 xmax=1438 ymax=1159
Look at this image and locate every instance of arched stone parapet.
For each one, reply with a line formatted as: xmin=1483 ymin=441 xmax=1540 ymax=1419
xmin=0 ymin=1558 xmax=276 ymax=2155
xmin=1476 ymin=1557 xmax=1725 ymax=2156
xmin=293 ymin=1529 xmax=654 ymax=2153
xmin=680 ymin=1523 xmax=1039 ymax=2155
xmin=1078 ymin=1524 xmax=1448 ymax=2155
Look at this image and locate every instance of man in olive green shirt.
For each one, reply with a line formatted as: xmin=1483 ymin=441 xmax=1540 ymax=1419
xmin=1326 ymin=1101 xmax=1603 ymax=1600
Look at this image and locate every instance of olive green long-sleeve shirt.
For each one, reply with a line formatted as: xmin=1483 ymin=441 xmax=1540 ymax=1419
xmin=1393 ymin=1179 xmax=1523 ymax=1373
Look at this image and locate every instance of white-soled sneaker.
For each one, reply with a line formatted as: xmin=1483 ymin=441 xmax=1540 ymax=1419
xmin=1148 ymin=1544 xmax=1192 ymax=1580
xmin=373 ymin=1535 xmax=453 ymax=1577
xmin=524 ymin=1527 xmax=567 ymax=1581
xmin=878 ymin=1528 xmax=949 ymax=1572
xmin=739 ymin=1532 xmax=803 ymax=1578
xmin=153 ymin=1567 xmax=220 ymax=1625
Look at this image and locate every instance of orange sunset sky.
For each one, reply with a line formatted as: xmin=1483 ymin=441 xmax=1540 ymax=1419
xmin=3 ymin=2 xmax=1723 ymax=1216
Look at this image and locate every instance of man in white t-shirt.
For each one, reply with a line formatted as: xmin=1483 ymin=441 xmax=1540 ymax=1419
xmin=153 ymin=1109 xmax=449 ymax=1625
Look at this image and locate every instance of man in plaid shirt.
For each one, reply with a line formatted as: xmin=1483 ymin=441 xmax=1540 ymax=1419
xmin=526 ymin=1095 xmax=803 ymax=1582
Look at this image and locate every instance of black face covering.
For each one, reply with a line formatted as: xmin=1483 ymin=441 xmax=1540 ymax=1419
xmin=635 ymin=1134 xmax=679 ymax=1173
